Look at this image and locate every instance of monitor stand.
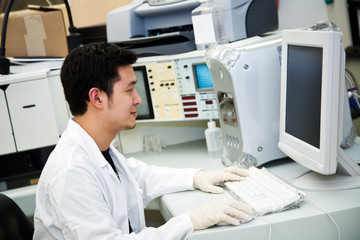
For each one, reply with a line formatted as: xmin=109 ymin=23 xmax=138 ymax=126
xmin=289 ymin=137 xmax=360 ymax=191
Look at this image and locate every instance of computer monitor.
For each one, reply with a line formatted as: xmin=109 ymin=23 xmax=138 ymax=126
xmin=133 ymin=65 xmax=154 ymax=120
xmin=278 ymin=26 xmax=360 ymax=191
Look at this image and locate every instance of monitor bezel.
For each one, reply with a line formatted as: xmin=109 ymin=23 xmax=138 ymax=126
xmin=278 ymin=29 xmax=344 ymax=175
xmin=133 ymin=65 xmax=155 ymax=120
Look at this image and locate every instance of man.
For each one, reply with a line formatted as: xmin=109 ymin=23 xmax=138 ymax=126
xmin=33 ymin=42 xmax=252 ymax=240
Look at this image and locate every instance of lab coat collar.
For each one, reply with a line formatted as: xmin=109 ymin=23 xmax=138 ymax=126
xmin=65 ymin=118 xmax=109 ymax=169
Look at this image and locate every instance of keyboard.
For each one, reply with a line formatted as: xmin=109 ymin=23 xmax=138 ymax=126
xmin=224 ymin=166 xmax=305 ymax=216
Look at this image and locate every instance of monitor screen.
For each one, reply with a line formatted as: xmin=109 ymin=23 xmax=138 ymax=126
xmin=285 ymin=45 xmax=322 ymax=149
xmin=192 ymin=63 xmax=214 ymax=91
xmin=133 ymin=66 xmax=154 ymax=120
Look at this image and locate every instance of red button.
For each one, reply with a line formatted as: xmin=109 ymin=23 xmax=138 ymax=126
xmin=182 ymin=96 xmax=196 ymax=100
xmin=182 ymin=102 xmax=197 ymax=106
xmin=184 ymin=108 xmax=198 ymax=112
xmin=185 ymin=113 xmax=199 ymax=118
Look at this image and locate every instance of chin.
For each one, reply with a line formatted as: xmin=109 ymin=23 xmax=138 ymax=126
xmin=125 ymin=123 xmax=136 ymax=130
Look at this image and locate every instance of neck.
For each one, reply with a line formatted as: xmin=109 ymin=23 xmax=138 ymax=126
xmin=74 ymin=114 xmax=116 ymax=152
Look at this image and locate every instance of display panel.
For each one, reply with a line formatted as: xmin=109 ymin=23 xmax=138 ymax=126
xmin=133 ymin=66 xmax=154 ymax=120
xmin=192 ymin=63 xmax=214 ymax=91
xmin=285 ymin=45 xmax=322 ymax=149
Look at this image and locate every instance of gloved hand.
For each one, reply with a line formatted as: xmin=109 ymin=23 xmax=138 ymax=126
xmin=193 ymin=167 xmax=249 ymax=193
xmin=186 ymin=198 xmax=253 ymax=230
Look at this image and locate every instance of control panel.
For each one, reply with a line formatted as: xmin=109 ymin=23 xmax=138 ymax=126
xmin=134 ymin=51 xmax=218 ymax=122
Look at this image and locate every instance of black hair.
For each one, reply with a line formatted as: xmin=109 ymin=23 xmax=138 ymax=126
xmin=60 ymin=42 xmax=138 ymax=116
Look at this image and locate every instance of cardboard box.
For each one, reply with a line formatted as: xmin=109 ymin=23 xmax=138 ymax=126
xmin=0 ymin=8 xmax=68 ymax=57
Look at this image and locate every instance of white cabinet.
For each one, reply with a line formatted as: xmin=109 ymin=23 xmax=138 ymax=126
xmin=6 ymin=78 xmax=59 ymax=151
xmin=0 ymin=89 xmax=16 ymax=155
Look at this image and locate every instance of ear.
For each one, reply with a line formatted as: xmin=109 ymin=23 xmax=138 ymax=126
xmin=88 ymin=87 xmax=106 ymax=109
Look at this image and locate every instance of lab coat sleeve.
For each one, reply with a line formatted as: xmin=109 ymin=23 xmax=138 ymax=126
xmin=126 ymin=157 xmax=199 ymax=206
xmin=45 ymin=165 xmax=194 ymax=240
xmin=131 ymin=213 xmax=194 ymax=240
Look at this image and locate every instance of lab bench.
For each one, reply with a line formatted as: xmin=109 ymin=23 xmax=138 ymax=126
xmin=2 ymin=139 xmax=360 ymax=240
xmin=126 ymin=140 xmax=360 ymax=240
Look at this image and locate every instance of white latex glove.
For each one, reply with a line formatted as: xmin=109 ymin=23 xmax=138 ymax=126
xmin=193 ymin=167 xmax=249 ymax=193
xmin=186 ymin=198 xmax=253 ymax=230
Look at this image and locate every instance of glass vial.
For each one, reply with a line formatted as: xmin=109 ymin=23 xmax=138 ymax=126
xmin=191 ymin=0 xmax=228 ymax=50
xmin=205 ymin=120 xmax=223 ymax=157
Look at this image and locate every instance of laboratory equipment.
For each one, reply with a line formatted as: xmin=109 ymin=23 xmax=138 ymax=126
xmin=191 ymin=0 xmax=227 ymax=50
xmin=205 ymin=33 xmax=286 ymax=168
xmin=0 ymin=145 xmax=53 ymax=191
xmin=0 ymin=72 xmax=60 ymax=155
xmin=224 ymin=166 xmax=305 ymax=216
xmin=143 ymin=135 xmax=163 ymax=153
xmin=106 ymin=0 xmax=278 ymax=56
xmin=133 ymin=50 xmax=219 ymax=121
xmin=278 ymin=23 xmax=360 ymax=191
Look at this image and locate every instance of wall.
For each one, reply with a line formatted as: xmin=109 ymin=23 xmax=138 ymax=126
xmin=278 ymin=0 xmax=352 ymax=48
xmin=69 ymin=0 xmax=132 ymax=28
xmin=278 ymin=0 xmax=328 ymax=30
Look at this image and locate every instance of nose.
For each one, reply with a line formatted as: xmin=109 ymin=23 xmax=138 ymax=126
xmin=133 ymin=88 xmax=142 ymax=105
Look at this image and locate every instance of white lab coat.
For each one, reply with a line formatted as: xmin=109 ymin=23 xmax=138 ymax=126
xmin=33 ymin=119 xmax=198 ymax=240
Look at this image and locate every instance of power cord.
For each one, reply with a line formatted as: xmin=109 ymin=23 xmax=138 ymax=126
xmin=306 ymin=196 xmax=341 ymax=240
xmin=345 ymin=68 xmax=360 ymax=118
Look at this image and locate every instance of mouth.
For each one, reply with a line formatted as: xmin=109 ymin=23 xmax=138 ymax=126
xmin=131 ymin=111 xmax=138 ymax=118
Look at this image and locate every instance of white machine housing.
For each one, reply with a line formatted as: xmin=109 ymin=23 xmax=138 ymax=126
xmin=205 ymin=35 xmax=286 ymax=167
xmin=106 ymin=0 xmax=278 ymax=43
xmin=107 ymin=0 xmax=199 ymax=42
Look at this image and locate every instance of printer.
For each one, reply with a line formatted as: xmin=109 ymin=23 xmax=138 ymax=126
xmin=204 ymin=34 xmax=286 ymax=168
xmin=106 ymin=0 xmax=278 ymax=56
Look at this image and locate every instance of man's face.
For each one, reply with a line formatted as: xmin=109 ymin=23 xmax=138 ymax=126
xmin=105 ymin=65 xmax=142 ymax=132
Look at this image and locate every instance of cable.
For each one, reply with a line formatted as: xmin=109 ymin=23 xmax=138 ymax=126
xmin=345 ymin=68 xmax=359 ymax=95
xmin=306 ymin=196 xmax=340 ymax=240
xmin=287 ymin=169 xmax=312 ymax=183
xmin=261 ymin=216 xmax=272 ymax=240
xmin=0 ymin=0 xmax=14 ymax=54
xmin=349 ymin=91 xmax=360 ymax=110
xmin=63 ymin=0 xmax=75 ymax=30
xmin=344 ymin=68 xmax=360 ymax=119
xmin=0 ymin=0 xmax=15 ymax=74
xmin=63 ymin=0 xmax=82 ymax=51
xmin=308 ymin=20 xmax=340 ymax=32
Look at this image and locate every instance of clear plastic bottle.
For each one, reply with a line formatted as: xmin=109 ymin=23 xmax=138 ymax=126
xmin=191 ymin=0 xmax=228 ymax=50
xmin=205 ymin=120 xmax=223 ymax=157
